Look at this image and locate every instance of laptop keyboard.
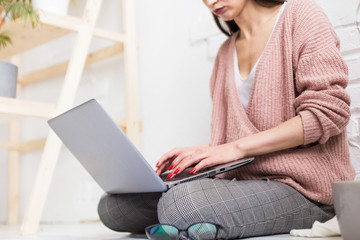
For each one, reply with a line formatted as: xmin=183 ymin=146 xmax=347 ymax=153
xmin=160 ymin=167 xmax=212 ymax=182
xmin=160 ymin=168 xmax=195 ymax=182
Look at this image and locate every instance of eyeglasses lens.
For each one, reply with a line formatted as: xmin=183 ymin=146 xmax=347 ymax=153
xmin=147 ymin=225 xmax=179 ymax=240
xmin=188 ymin=223 xmax=218 ymax=240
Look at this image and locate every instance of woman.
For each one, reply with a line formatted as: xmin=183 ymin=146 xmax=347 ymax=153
xmin=98 ymin=0 xmax=355 ymax=238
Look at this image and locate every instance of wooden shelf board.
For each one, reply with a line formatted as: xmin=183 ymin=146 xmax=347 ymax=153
xmin=0 ymin=97 xmax=55 ymax=119
xmin=19 ymin=43 xmax=124 ymax=85
xmin=0 ymin=11 xmax=126 ymax=60
xmin=0 ymin=138 xmax=46 ymax=152
xmin=0 ymin=14 xmax=71 ymax=60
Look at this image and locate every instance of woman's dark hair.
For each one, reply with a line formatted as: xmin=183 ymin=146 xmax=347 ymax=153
xmin=213 ymin=0 xmax=286 ymax=36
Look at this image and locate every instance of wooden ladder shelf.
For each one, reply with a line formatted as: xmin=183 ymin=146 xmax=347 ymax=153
xmin=0 ymin=0 xmax=140 ymax=235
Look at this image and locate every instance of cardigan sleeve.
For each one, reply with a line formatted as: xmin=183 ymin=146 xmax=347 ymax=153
xmin=293 ymin=0 xmax=351 ymax=145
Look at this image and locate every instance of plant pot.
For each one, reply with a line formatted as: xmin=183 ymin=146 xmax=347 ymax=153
xmin=32 ymin=0 xmax=71 ymax=15
xmin=0 ymin=61 xmax=18 ymax=98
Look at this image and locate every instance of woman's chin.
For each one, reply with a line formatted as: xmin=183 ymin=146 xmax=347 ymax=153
xmin=217 ymin=15 xmax=235 ymax=22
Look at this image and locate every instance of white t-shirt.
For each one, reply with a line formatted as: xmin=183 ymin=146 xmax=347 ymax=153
xmin=235 ymin=2 xmax=287 ymax=109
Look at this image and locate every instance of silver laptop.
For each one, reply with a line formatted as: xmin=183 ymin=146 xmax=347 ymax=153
xmin=48 ymin=99 xmax=254 ymax=193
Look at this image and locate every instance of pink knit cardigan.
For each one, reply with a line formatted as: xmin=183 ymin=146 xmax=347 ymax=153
xmin=211 ymin=0 xmax=355 ymax=204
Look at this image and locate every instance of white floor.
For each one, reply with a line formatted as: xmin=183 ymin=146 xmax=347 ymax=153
xmin=0 ymin=222 xmax=343 ymax=240
xmin=0 ymin=222 xmax=142 ymax=240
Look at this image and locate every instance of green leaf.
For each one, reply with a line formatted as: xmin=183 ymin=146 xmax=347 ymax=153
xmin=11 ymin=3 xmax=17 ymax=20
xmin=0 ymin=0 xmax=40 ymax=46
xmin=22 ymin=5 xmax=27 ymax=23
xmin=0 ymin=32 xmax=12 ymax=49
xmin=16 ymin=3 xmax=21 ymax=19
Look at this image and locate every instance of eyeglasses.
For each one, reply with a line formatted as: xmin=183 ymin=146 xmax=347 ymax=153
xmin=145 ymin=222 xmax=227 ymax=240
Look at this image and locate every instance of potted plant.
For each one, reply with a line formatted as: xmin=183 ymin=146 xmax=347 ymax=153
xmin=0 ymin=0 xmax=39 ymax=98
xmin=0 ymin=0 xmax=39 ymax=48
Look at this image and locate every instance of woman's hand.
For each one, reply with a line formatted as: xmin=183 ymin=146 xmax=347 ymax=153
xmin=155 ymin=115 xmax=305 ymax=178
xmin=156 ymin=142 xmax=246 ymax=178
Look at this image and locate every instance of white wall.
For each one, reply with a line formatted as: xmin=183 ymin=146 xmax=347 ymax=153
xmin=0 ymin=0 xmax=359 ymax=224
xmin=319 ymin=0 xmax=360 ymax=176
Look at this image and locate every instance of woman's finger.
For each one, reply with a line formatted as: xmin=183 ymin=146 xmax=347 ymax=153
xmin=157 ymin=148 xmax=182 ymax=167
xmin=170 ymin=151 xmax=193 ymax=169
xmin=156 ymin=161 xmax=172 ymax=175
xmin=156 ymin=157 xmax=172 ymax=172
xmin=188 ymin=158 xmax=212 ymax=174
xmin=170 ymin=153 xmax=207 ymax=177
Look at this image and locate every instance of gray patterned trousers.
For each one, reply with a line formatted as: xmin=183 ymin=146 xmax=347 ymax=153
xmin=97 ymin=178 xmax=334 ymax=239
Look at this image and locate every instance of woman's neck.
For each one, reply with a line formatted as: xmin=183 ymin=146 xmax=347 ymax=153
xmin=234 ymin=1 xmax=283 ymax=40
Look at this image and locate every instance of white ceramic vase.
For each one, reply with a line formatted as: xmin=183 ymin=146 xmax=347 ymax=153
xmin=0 ymin=61 xmax=18 ymax=98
